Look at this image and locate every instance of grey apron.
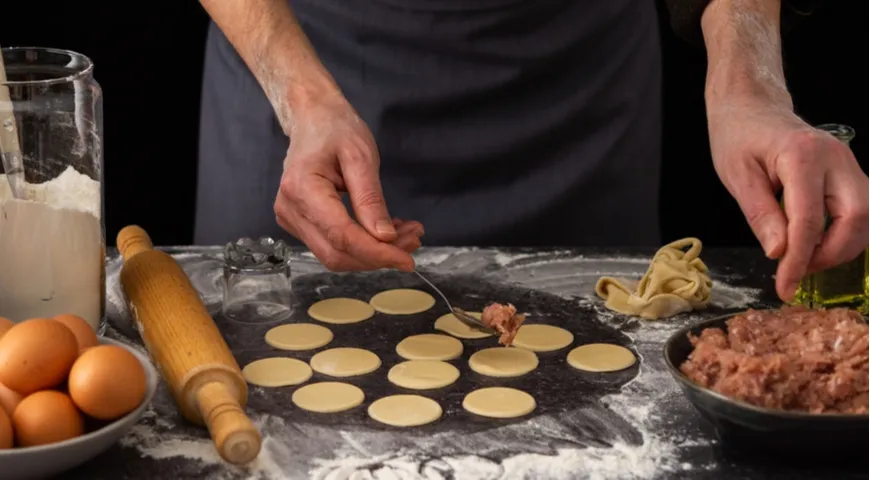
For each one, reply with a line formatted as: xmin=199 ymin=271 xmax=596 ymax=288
xmin=195 ymin=0 xmax=662 ymax=247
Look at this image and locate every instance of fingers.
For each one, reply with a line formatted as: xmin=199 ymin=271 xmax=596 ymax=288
xmin=338 ymin=141 xmax=397 ymax=242
xmin=808 ymin=165 xmax=869 ymax=272
xmin=275 ymin=201 xmax=373 ymax=271
xmin=730 ymin=160 xmax=788 ymax=259
xmin=775 ymin=152 xmax=826 ymax=301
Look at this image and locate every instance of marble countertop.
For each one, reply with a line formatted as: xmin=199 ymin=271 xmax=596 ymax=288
xmin=65 ymin=246 xmax=865 ymax=480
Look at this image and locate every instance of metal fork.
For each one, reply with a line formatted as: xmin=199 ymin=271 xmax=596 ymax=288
xmin=413 ymin=270 xmax=498 ymax=335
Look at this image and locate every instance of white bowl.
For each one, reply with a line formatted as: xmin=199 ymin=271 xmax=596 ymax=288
xmin=0 ymin=337 xmax=159 ymax=479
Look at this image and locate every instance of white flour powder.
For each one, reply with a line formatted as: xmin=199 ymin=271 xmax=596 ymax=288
xmin=0 ymin=167 xmax=103 ymax=330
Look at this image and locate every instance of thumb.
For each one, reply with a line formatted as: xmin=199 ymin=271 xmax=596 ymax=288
xmin=339 ymin=145 xmax=397 ymax=242
xmin=731 ymin=164 xmax=788 ymax=259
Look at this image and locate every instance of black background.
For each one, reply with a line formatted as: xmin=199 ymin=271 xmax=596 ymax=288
xmin=3 ymin=2 xmax=866 ymax=248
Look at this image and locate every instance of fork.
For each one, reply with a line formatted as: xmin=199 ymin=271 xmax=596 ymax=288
xmin=413 ymin=270 xmax=498 ymax=335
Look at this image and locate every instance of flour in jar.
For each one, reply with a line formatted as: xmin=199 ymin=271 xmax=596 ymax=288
xmin=0 ymin=166 xmax=103 ymax=331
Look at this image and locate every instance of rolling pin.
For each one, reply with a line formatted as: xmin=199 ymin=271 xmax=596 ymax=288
xmin=117 ymin=225 xmax=261 ymax=465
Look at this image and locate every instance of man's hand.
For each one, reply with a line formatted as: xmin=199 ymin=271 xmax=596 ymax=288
xmin=708 ymin=103 xmax=868 ymax=301
xmin=274 ymin=95 xmax=423 ymax=272
xmin=702 ymin=0 xmax=868 ymax=301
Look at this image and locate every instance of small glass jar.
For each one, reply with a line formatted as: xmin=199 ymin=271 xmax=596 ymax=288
xmin=222 ymin=237 xmax=293 ymax=324
xmin=0 ymin=47 xmax=106 ymax=333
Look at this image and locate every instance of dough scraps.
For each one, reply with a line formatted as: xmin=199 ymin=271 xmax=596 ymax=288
xmin=369 ymin=289 xmax=436 ymax=315
xmin=468 ymin=347 xmax=539 ymax=377
xmin=309 ymin=347 xmax=381 ymax=377
xmin=265 ymin=323 xmax=333 ymax=351
xmin=480 ymin=303 xmax=526 ymax=345
xmin=387 ymin=360 xmax=460 ymax=390
xmin=567 ymin=343 xmax=637 ymax=373
xmin=512 ymin=324 xmax=574 ymax=352
xmin=595 ymin=237 xmax=713 ymax=320
xmin=242 ymin=358 xmax=313 ymax=387
xmin=291 ymin=382 xmax=365 ymax=413
xmin=308 ymin=298 xmax=375 ymax=324
xmin=367 ymin=394 xmax=443 ymax=427
xmin=434 ymin=311 xmax=493 ymax=339
xmin=462 ymin=387 xmax=536 ymax=419
xmin=396 ymin=333 xmax=464 ymax=361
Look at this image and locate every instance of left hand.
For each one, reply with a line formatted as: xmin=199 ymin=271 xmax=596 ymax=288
xmin=708 ymin=100 xmax=869 ymax=302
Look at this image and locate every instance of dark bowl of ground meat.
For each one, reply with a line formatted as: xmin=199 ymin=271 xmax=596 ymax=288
xmin=664 ymin=307 xmax=868 ymax=459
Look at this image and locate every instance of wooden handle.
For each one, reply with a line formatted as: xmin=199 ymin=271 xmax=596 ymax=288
xmin=116 ymin=225 xmax=261 ymax=465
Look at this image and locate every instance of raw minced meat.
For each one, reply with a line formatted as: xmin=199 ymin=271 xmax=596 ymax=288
xmin=480 ymin=303 xmax=527 ymax=346
xmin=679 ymin=307 xmax=868 ymax=414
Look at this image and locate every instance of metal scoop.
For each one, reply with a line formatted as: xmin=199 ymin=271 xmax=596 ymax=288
xmin=413 ymin=269 xmax=497 ymax=335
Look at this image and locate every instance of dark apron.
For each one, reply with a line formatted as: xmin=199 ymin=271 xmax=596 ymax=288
xmin=195 ymin=0 xmax=662 ymax=247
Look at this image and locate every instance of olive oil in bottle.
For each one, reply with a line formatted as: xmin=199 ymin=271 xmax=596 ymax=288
xmin=789 ymin=124 xmax=869 ymax=314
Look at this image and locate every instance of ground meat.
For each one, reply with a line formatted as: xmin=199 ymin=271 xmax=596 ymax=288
xmin=480 ymin=303 xmax=527 ymax=346
xmin=679 ymin=307 xmax=869 ymax=414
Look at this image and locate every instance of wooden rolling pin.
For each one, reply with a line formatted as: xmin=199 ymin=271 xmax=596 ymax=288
xmin=117 ymin=225 xmax=261 ymax=465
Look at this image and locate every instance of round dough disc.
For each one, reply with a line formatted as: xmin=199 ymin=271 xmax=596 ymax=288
xmin=387 ymin=360 xmax=460 ymax=390
xmin=567 ymin=343 xmax=637 ymax=372
xmin=396 ymin=334 xmax=464 ymax=361
xmin=265 ymin=323 xmax=333 ymax=351
xmin=368 ymin=394 xmax=443 ymax=427
xmin=468 ymin=347 xmax=538 ymax=377
xmin=433 ymin=312 xmax=492 ymax=339
xmin=310 ymin=347 xmax=382 ymax=377
xmin=242 ymin=357 xmax=313 ymax=387
xmin=292 ymin=382 xmax=365 ymax=413
xmin=308 ymin=298 xmax=375 ymax=324
xmin=462 ymin=387 xmax=536 ymax=419
xmin=369 ymin=289 xmax=436 ymax=315
xmin=511 ymin=324 xmax=574 ymax=352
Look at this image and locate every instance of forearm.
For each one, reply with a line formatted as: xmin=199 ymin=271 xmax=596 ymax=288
xmin=701 ymin=0 xmax=793 ymax=112
xmin=200 ymin=0 xmax=341 ymax=132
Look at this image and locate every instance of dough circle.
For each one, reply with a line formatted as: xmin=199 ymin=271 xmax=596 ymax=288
xmin=433 ymin=312 xmax=492 ymax=339
xmin=308 ymin=298 xmax=375 ymax=324
xmin=468 ymin=347 xmax=539 ymax=377
xmin=242 ymin=358 xmax=312 ymax=387
xmin=511 ymin=324 xmax=574 ymax=352
xmin=567 ymin=343 xmax=637 ymax=372
xmin=265 ymin=323 xmax=333 ymax=351
xmin=387 ymin=360 xmax=460 ymax=390
xmin=462 ymin=387 xmax=536 ymax=419
xmin=310 ymin=347 xmax=381 ymax=377
xmin=396 ymin=334 xmax=464 ymax=361
xmin=368 ymin=395 xmax=443 ymax=427
xmin=292 ymin=382 xmax=364 ymax=413
xmin=369 ymin=289 xmax=436 ymax=315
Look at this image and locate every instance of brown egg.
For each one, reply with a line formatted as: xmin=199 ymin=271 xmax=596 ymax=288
xmin=12 ymin=390 xmax=84 ymax=447
xmin=0 ymin=407 xmax=12 ymax=449
xmin=52 ymin=314 xmax=99 ymax=353
xmin=0 ymin=381 xmax=23 ymax=417
xmin=68 ymin=345 xmax=147 ymax=420
xmin=0 ymin=318 xmax=79 ymax=395
xmin=0 ymin=317 xmax=13 ymax=341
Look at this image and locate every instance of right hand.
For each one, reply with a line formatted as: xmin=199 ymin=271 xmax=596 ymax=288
xmin=274 ymin=94 xmax=424 ymax=272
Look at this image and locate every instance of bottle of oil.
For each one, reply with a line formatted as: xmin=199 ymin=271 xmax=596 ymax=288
xmin=789 ymin=124 xmax=869 ymax=314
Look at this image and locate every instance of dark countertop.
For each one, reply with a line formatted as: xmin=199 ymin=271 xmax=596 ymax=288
xmin=66 ymin=246 xmax=866 ymax=480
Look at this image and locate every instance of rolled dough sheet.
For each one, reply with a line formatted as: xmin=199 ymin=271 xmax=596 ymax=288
xmin=265 ymin=323 xmax=333 ymax=351
xmin=242 ymin=358 xmax=313 ymax=387
xmin=369 ymin=289 xmax=436 ymax=315
xmin=462 ymin=387 xmax=536 ymax=419
xmin=567 ymin=343 xmax=637 ymax=372
xmin=511 ymin=324 xmax=574 ymax=352
xmin=308 ymin=298 xmax=375 ymax=324
xmin=468 ymin=347 xmax=538 ymax=377
xmin=310 ymin=347 xmax=381 ymax=377
xmin=291 ymin=382 xmax=365 ymax=413
xmin=433 ymin=311 xmax=492 ymax=339
xmin=396 ymin=333 xmax=464 ymax=361
xmin=367 ymin=394 xmax=443 ymax=427
xmin=387 ymin=360 xmax=460 ymax=390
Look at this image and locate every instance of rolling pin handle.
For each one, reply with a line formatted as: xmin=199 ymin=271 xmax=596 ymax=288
xmin=196 ymin=381 xmax=262 ymax=465
xmin=117 ymin=225 xmax=154 ymax=261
